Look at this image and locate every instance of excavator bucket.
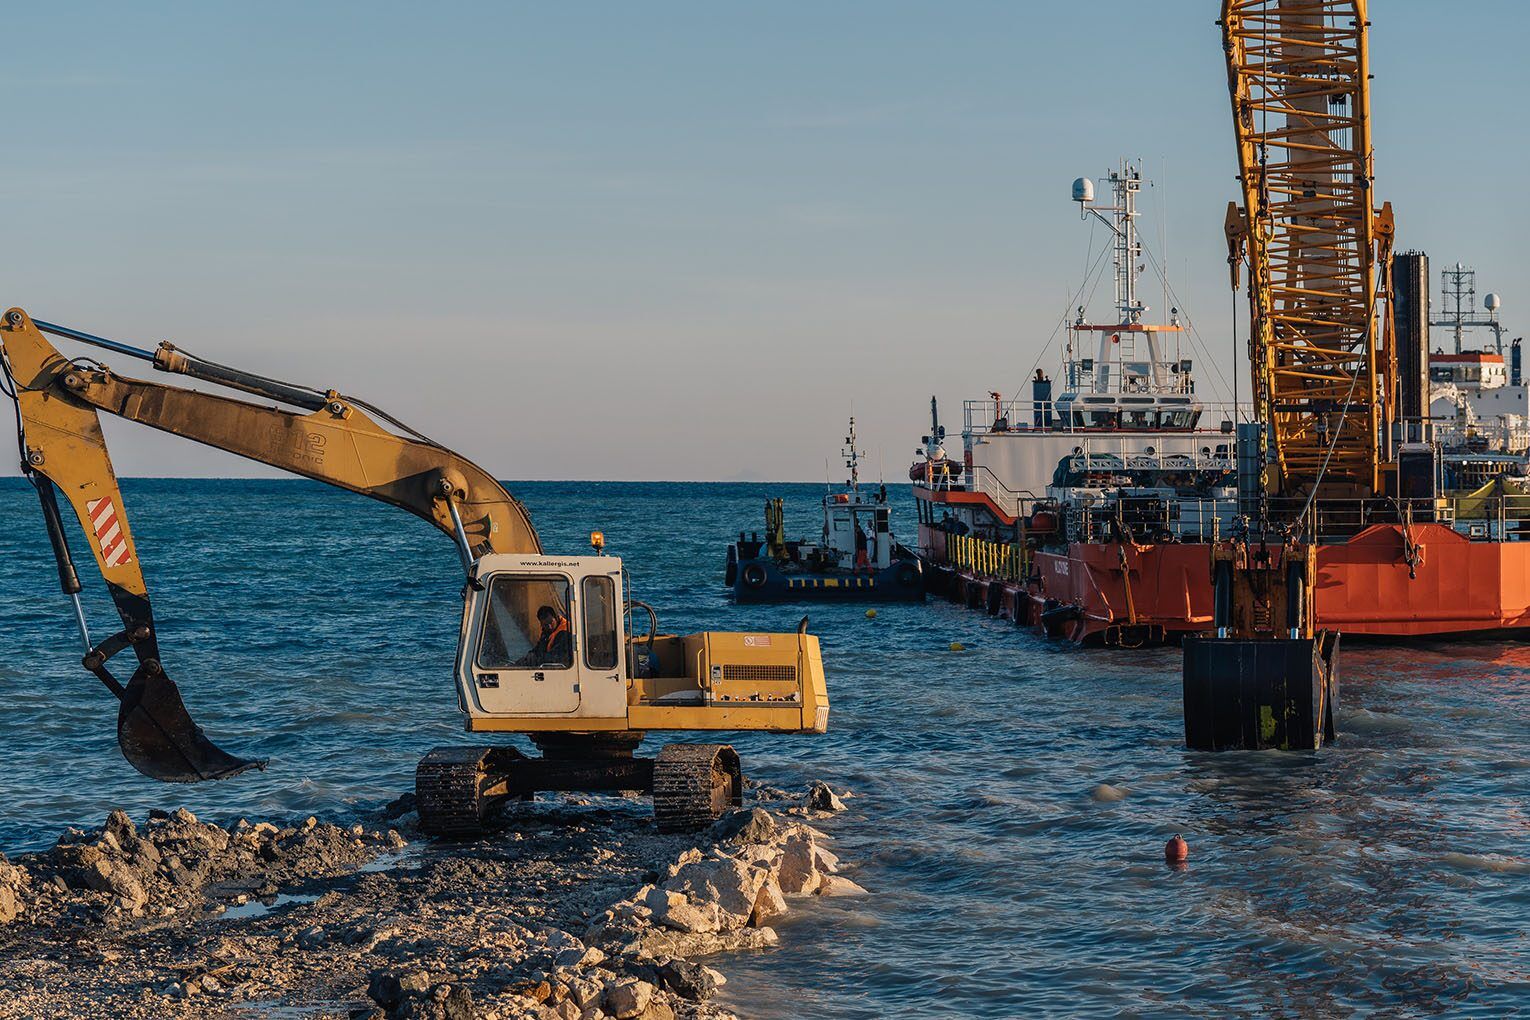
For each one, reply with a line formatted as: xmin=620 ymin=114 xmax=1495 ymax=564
xmin=116 ymin=665 xmax=264 ymax=783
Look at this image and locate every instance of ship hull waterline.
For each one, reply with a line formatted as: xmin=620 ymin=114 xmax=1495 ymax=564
xmin=921 ymin=523 xmax=1530 ymax=643
xmin=731 ymin=556 xmax=925 ymax=605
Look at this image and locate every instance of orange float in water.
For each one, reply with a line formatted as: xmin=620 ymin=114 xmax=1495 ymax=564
xmin=1165 ymin=834 xmax=1189 ymax=865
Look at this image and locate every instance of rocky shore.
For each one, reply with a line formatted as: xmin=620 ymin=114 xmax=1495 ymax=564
xmin=0 ymin=781 xmax=856 ymax=1019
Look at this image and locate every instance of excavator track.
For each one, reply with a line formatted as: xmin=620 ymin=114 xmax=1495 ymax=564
xmin=652 ymin=743 xmax=742 ymax=833
xmin=415 ymin=746 xmax=516 ymax=836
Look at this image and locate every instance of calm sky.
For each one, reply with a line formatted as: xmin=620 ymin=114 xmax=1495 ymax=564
xmin=3 ymin=1 xmax=1525 ymax=480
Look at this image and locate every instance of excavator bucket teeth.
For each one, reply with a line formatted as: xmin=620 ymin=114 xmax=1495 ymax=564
xmin=116 ymin=667 xmax=264 ymax=783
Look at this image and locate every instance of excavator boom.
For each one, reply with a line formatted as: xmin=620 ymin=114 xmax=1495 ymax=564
xmin=0 ymin=307 xmax=540 ymax=781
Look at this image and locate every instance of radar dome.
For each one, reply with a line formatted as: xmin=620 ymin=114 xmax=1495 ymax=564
xmin=1072 ymin=177 xmax=1094 ymax=204
xmin=1486 ymin=292 xmax=1502 ymax=311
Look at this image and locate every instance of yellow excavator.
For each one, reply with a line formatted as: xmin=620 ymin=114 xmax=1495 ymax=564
xmin=0 ymin=308 xmax=829 ymax=833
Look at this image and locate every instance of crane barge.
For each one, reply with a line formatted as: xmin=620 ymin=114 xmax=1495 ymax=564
xmin=913 ymin=0 xmax=1530 ymax=653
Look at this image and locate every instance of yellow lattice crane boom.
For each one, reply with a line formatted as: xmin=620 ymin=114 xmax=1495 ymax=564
xmin=1222 ymin=0 xmax=1396 ymax=499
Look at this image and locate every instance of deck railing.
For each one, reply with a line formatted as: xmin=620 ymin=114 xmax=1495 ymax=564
xmin=965 ymin=465 xmax=1035 ymax=520
xmin=945 ymin=533 xmax=1030 ymax=582
xmin=963 ymin=398 xmax=1245 ymax=437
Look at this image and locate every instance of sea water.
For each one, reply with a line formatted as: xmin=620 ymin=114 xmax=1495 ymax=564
xmin=1 ymin=479 xmax=1525 ymax=1016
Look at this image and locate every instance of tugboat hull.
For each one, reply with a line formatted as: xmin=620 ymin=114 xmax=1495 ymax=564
xmin=731 ymin=556 xmax=924 ymax=604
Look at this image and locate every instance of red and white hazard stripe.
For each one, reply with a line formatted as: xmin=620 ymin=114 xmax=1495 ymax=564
xmin=85 ymin=497 xmax=133 ymax=568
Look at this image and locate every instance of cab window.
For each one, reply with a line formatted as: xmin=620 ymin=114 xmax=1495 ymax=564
xmin=582 ymin=576 xmax=619 ymax=670
xmin=476 ymin=575 xmax=573 ymax=670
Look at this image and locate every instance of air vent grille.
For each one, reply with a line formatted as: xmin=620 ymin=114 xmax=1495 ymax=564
xmin=720 ymin=664 xmax=798 ymax=684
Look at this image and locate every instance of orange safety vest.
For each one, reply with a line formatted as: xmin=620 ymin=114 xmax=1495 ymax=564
xmin=544 ymin=618 xmax=569 ymax=647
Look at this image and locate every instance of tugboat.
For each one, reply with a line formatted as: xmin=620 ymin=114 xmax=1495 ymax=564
xmin=727 ymin=419 xmax=923 ymax=603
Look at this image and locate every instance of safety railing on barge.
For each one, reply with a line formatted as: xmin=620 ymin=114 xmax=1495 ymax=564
xmin=1301 ymin=494 xmax=1530 ymax=543
xmin=964 ymin=465 xmax=1034 ymax=521
xmin=1066 ymin=496 xmax=1236 ymax=545
xmin=912 ymin=463 xmax=1037 ymax=520
xmin=944 ymin=533 xmax=1031 ymax=583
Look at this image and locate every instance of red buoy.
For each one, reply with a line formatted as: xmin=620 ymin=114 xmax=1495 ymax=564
xmin=1165 ymin=834 xmax=1189 ymax=865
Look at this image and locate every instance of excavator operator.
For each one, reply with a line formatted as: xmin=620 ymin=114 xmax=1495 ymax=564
xmin=516 ymin=606 xmax=572 ymax=668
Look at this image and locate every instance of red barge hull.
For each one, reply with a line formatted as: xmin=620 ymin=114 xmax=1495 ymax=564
xmin=922 ymin=523 xmax=1530 ymax=643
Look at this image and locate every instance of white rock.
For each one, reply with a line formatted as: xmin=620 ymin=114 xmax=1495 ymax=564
xmin=555 ymin=945 xmax=605 ymax=969
xmin=733 ymin=843 xmax=783 ymax=869
xmin=665 ymin=857 xmax=768 ymax=925
xmin=564 ymin=975 xmax=603 ymax=1010
xmin=749 ymin=879 xmax=788 ymax=927
xmin=807 ymin=782 xmax=847 ymax=812
xmin=775 ymin=833 xmax=822 ymax=896
xmin=817 ymin=875 xmax=869 ymax=897
xmin=641 ymin=887 xmax=719 ymax=934
xmin=663 ymin=847 xmax=702 ymax=881
xmin=603 ymin=979 xmax=654 ymax=1019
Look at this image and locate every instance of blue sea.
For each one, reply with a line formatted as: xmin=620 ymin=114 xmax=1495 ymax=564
xmin=1 ymin=478 xmax=1526 ymax=1017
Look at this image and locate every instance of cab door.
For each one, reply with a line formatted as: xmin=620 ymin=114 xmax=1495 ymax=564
xmin=468 ymin=571 xmax=581 ymax=714
xmin=573 ymin=569 xmax=628 ymax=719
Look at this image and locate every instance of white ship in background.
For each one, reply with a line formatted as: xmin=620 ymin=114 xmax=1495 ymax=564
xmin=912 ymin=160 xmax=1238 ymax=548
xmin=1414 ymin=260 xmax=1529 ymax=487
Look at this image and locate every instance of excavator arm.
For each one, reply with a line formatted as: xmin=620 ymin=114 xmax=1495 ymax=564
xmin=0 ymin=307 xmax=541 ymax=782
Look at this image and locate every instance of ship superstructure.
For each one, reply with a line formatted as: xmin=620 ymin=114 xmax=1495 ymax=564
xmin=1421 ymin=262 xmax=1529 ymax=475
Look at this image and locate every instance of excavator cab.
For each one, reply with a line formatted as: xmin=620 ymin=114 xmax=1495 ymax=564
xmin=461 ymin=556 xmax=625 ymax=718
